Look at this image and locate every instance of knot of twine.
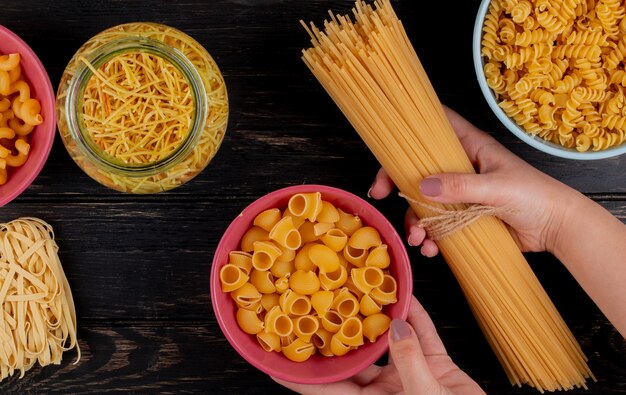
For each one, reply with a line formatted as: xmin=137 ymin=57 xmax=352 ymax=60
xmin=399 ymin=192 xmax=514 ymax=241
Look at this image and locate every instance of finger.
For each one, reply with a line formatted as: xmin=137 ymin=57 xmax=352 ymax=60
xmin=443 ymin=107 xmax=503 ymax=164
xmin=406 ymin=296 xmax=447 ymax=356
xmin=368 ymin=168 xmax=394 ymax=200
xmin=271 ymin=376 xmax=355 ymax=395
xmin=420 ymin=239 xmax=439 ymax=257
xmin=419 ymin=173 xmax=496 ymax=205
xmin=350 ymin=364 xmax=382 ymax=386
xmin=408 ymin=226 xmax=427 ymax=247
xmin=404 ymin=208 xmax=427 ymax=247
xmin=388 ymin=319 xmax=440 ymax=394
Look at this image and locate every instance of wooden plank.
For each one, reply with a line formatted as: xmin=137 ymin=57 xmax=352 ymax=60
xmin=0 ymin=200 xmax=622 ymax=321
xmin=0 ymin=320 xmax=621 ymax=394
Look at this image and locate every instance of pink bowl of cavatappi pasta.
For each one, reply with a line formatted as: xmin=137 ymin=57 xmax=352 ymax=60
xmin=0 ymin=26 xmax=55 ymax=206
xmin=210 ymin=184 xmax=412 ymax=384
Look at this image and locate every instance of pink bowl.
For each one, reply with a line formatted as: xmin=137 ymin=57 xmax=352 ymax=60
xmin=210 ymin=184 xmax=413 ymax=384
xmin=0 ymin=26 xmax=55 ymax=206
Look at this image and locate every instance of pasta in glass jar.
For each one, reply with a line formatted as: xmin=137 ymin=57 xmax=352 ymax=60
xmin=56 ymin=22 xmax=228 ymax=193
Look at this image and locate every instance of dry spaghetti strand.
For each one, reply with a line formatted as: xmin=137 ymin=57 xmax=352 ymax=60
xmin=301 ymin=1 xmax=594 ymax=392
xmin=0 ymin=218 xmax=80 ymax=381
xmin=81 ymin=52 xmax=193 ymax=165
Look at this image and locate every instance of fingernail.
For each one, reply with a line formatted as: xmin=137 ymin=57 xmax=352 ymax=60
xmin=390 ymin=319 xmax=412 ymax=341
xmin=420 ymin=178 xmax=441 ymax=197
xmin=407 ymin=231 xmax=421 ymax=247
xmin=367 ymin=186 xmax=373 ymax=198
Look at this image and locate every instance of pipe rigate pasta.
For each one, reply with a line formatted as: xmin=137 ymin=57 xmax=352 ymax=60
xmin=250 ymin=269 xmax=276 ymax=294
xmin=264 ymin=306 xmax=293 ymax=337
xmin=311 ymin=290 xmax=334 ymax=316
xmin=240 ymin=226 xmax=269 ymax=252
xmin=319 ymin=265 xmax=347 ymax=291
xmin=365 ymin=245 xmax=390 ymax=269
xmin=320 ymin=310 xmax=344 ymax=333
xmin=260 ymin=293 xmax=280 ymax=312
xmin=279 ymin=289 xmax=311 ymax=316
xmin=360 ymin=293 xmax=383 ymax=316
xmin=332 ymin=289 xmax=359 ymax=318
xmin=219 ymin=191 xmax=398 ymax=362
xmin=342 ymin=245 xmax=368 ymax=267
xmin=329 ymin=335 xmax=352 ymax=357
xmin=251 ymin=240 xmax=282 ymax=271
xmin=350 ymin=267 xmax=384 ymax=295
xmin=320 ymin=228 xmax=348 ymax=252
xmin=308 ymin=244 xmax=340 ymax=274
xmin=316 ymin=201 xmax=340 ymax=223
xmin=269 ymin=217 xmax=302 ymax=250
xmin=293 ymin=315 xmax=319 ymax=343
xmin=289 ymin=270 xmax=320 ymax=296
xmin=294 ymin=243 xmax=317 ymax=271
xmin=348 ymin=226 xmax=382 ymax=250
xmin=334 ymin=209 xmax=363 ymax=236
xmin=312 ymin=327 xmax=333 ymax=357
xmin=370 ymin=275 xmax=398 ymax=306
xmin=334 ymin=317 xmax=364 ymax=347
xmin=236 ymin=308 xmax=264 ymax=335
xmin=363 ymin=314 xmax=392 ymax=343
xmin=270 ymin=259 xmax=295 ymax=278
xmin=219 ymin=264 xmax=249 ymax=292
xmin=231 ymin=283 xmax=262 ymax=311
xmin=282 ymin=338 xmax=315 ymax=363
xmin=287 ymin=192 xmax=323 ymax=222
xmin=257 ymin=332 xmax=281 ymax=352
xmin=253 ymin=208 xmax=282 ymax=232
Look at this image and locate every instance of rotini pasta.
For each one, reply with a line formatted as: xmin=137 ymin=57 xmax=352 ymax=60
xmin=481 ymin=0 xmax=626 ymax=152
xmin=219 ymin=191 xmax=398 ymax=362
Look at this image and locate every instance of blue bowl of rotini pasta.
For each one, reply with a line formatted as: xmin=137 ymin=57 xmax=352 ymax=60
xmin=473 ymin=0 xmax=626 ymax=159
xmin=0 ymin=26 xmax=56 ymax=205
xmin=210 ymin=184 xmax=412 ymax=384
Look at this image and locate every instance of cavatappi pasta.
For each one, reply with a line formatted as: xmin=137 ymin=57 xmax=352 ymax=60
xmin=482 ymin=0 xmax=626 ymax=152
xmin=0 ymin=52 xmax=42 ymax=185
xmin=0 ymin=218 xmax=80 ymax=381
xmin=56 ymin=23 xmax=228 ymax=193
xmin=220 ymin=192 xmax=398 ymax=362
xmin=302 ymin=1 xmax=593 ymax=391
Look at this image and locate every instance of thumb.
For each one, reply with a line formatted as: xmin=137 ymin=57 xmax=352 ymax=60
xmin=388 ymin=319 xmax=440 ymax=394
xmin=420 ymin=173 xmax=495 ymax=205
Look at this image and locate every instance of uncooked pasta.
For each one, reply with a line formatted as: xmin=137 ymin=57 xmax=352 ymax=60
xmin=301 ymin=0 xmax=594 ymax=391
xmin=0 ymin=218 xmax=79 ymax=381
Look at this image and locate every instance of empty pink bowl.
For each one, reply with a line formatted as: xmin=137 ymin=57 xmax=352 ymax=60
xmin=210 ymin=184 xmax=413 ymax=384
xmin=0 ymin=26 xmax=55 ymax=206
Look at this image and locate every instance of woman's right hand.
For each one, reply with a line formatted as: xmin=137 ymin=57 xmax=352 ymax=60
xmin=369 ymin=107 xmax=582 ymax=257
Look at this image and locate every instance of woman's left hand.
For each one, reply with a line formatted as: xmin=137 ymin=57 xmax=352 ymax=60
xmin=272 ymin=295 xmax=485 ymax=395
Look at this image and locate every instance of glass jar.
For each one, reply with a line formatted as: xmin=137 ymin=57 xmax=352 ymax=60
xmin=56 ymin=23 xmax=228 ymax=193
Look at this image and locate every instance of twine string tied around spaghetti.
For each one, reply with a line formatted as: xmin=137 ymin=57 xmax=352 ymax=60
xmin=399 ymin=192 xmax=515 ymax=241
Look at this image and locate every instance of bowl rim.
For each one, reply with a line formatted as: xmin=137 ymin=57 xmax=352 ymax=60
xmin=0 ymin=25 xmax=56 ymax=205
xmin=472 ymin=0 xmax=626 ymax=160
xmin=210 ymin=184 xmax=413 ymax=384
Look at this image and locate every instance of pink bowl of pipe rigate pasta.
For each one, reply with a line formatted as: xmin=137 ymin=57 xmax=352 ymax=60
xmin=0 ymin=26 xmax=55 ymax=205
xmin=210 ymin=184 xmax=412 ymax=384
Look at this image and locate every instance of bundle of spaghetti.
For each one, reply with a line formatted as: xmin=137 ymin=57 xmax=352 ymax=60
xmin=301 ymin=1 xmax=593 ymax=391
xmin=0 ymin=218 xmax=79 ymax=381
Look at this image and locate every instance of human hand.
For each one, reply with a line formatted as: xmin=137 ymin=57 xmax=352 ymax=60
xmin=272 ymin=295 xmax=484 ymax=395
xmin=369 ymin=107 xmax=579 ymax=256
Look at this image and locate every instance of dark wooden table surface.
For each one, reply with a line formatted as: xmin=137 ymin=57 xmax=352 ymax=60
xmin=1 ymin=0 xmax=624 ymax=394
